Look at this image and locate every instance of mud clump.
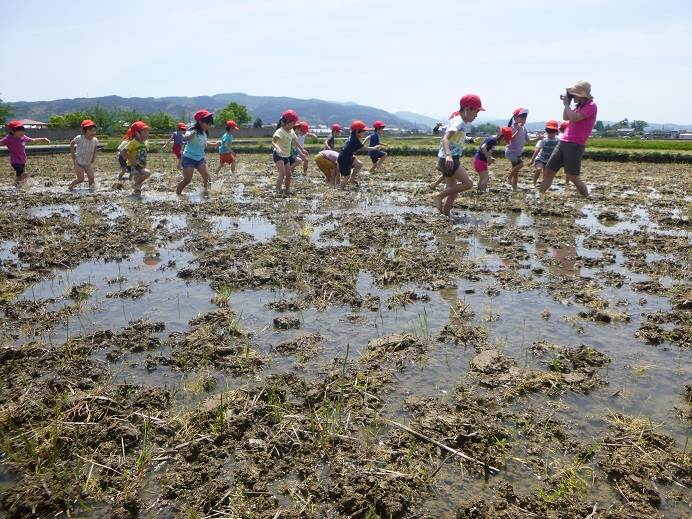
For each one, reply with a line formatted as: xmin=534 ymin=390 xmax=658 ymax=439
xmin=274 ymin=332 xmax=322 ymax=360
xmin=386 ymin=289 xmax=430 ymax=309
xmin=361 ymin=333 xmax=430 ymax=368
xmin=273 ymin=315 xmax=301 ymax=329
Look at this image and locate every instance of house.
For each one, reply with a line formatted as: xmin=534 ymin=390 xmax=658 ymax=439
xmin=616 ymin=128 xmax=636 ymax=137
xmin=678 ymin=133 xmax=692 ymax=140
xmin=18 ymin=119 xmax=50 ymax=129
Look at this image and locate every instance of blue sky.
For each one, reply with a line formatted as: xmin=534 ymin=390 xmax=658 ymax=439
xmin=2 ymin=0 xmax=690 ymax=124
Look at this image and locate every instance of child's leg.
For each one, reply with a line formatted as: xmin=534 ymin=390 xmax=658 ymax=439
xmin=176 ymin=167 xmax=195 ymax=195
xmin=350 ymin=159 xmax=363 ymax=182
xmin=275 ymin=160 xmax=288 ymax=191
xmin=508 ymin=160 xmax=523 ymax=190
xmin=69 ymin=164 xmax=86 ymax=190
xmin=302 ymin=154 xmax=309 ymax=174
xmin=532 ymin=164 xmax=543 ymax=186
xmin=441 ymin=169 xmax=473 ymax=214
xmin=132 ymin=169 xmax=151 ymax=194
xmin=376 ymin=152 xmax=388 ymax=172
xmin=85 ymin=165 xmax=96 ymax=188
xmin=477 ymin=169 xmax=489 ymax=192
xmin=231 ymin=153 xmax=237 ymax=174
xmin=197 ymin=162 xmax=211 ymax=189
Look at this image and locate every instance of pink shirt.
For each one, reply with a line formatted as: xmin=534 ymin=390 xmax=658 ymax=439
xmin=0 ymin=134 xmax=34 ymax=164
xmin=561 ymin=101 xmax=597 ymax=146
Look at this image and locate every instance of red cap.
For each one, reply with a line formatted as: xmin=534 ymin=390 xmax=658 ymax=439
xmin=513 ymin=107 xmax=529 ymax=118
xmin=500 ymin=127 xmax=513 ymax=143
xmin=560 ymin=120 xmax=569 ymax=132
xmin=7 ymin=120 xmax=24 ymax=130
xmin=281 ymin=109 xmax=299 ymax=123
xmin=460 ymin=94 xmax=485 ymax=111
xmin=296 ymin=121 xmax=309 ymax=132
xmin=81 ymin=119 xmax=96 ymax=128
xmin=350 ymin=120 xmax=370 ymax=132
xmin=373 ymin=120 xmax=386 ymax=129
xmin=226 ymin=120 xmax=239 ymax=130
xmin=131 ymin=121 xmax=149 ymax=132
xmin=545 ymin=119 xmax=559 ymax=131
xmin=177 ymin=122 xmax=187 ymax=130
xmin=194 ymin=109 xmax=212 ymax=122
xmin=331 ymin=123 xmax=342 ymax=133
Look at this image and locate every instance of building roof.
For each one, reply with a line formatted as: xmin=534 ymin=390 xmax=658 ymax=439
xmin=19 ymin=119 xmax=49 ymax=126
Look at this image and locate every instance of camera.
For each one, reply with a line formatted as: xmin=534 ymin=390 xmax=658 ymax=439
xmin=560 ymin=93 xmax=574 ymax=101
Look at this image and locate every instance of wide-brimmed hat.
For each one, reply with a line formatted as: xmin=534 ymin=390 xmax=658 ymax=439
xmin=567 ymin=80 xmax=593 ymax=100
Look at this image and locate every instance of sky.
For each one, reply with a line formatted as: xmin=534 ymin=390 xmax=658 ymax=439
xmin=2 ymin=0 xmax=691 ymax=124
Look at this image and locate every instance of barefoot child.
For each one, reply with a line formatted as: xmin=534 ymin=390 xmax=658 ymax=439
xmin=505 ymin=108 xmax=529 ymax=191
xmin=324 ymin=124 xmax=342 ymax=150
xmin=215 ymin=120 xmax=239 ymax=175
xmin=337 ymin=120 xmax=380 ymax=188
xmin=68 ymin=119 xmax=99 ymax=191
xmin=272 ymin=110 xmax=306 ymax=194
xmin=368 ymin=121 xmax=388 ymax=173
xmin=162 ymin=123 xmax=186 ymax=170
xmin=473 ymin=126 xmax=512 ymax=192
xmin=123 ymin=121 xmax=151 ymax=194
xmin=530 ymin=120 xmax=559 ymax=186
xmin=117 ymin=137 xmax=131 ymax=180
xmin=315 ymin=149 xmax=339 ymax=185
xmin=293 ymin=121 xmax=317 ymax=174
xmin=176 ymin=110 xmax=216 ymax=195
xmin=431 ymin=94 xmax=484 ymax=215
xmin=1 ymin=120 xmax=51 ymax=184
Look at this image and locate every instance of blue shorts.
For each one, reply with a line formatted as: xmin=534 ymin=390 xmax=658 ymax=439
xmin=369 ymin=150 xmax=386 ymax=163
xmin=181 ymin=156 xmax=206 ymax=169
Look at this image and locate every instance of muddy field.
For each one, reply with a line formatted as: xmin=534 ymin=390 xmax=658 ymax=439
xmin=0 ymin=152 xmax=690 ymax=518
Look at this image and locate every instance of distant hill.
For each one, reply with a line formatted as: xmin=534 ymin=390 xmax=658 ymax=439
xmin=9 ymin=93 xmax=429 ymax=129
xmin=394 ymin=111 xmax=440 ymax=129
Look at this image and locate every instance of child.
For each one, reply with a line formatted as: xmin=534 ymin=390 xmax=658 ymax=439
xmin=123 ymin=121 xmax=151 ymax=195
xmin=337 ymin=120 xmax=380 ymax=189
xmin=368 ymin=121 xmax=388 ymax=173
xmin=117 ymin=138 xmax=131 ymax=180
xmin=431 ymin=94 xmax=484 ymax=215
xmin=530 ymin=120 xmax=560 ymax=187
xmin=315 ymin=149 xmax=339 ymax=186
xmin=176 ymin=109 xmax=216 ymax=195
xmin=324 ymin=123 xmax=342 ymax=150
xmin=272 ymin=110 xmax=306 ymax=194
xmin=215 ymin=120 xmax=239 ymax=175
xmin=162 ymin=122 xmax=186 ymax=170
xmin=293 ymin=121 xmax=317 ymax=174
xmin=473 ymin=126 xmax=512 ymax=192
xmin=68 ymin=119 xmax=99 ymax=191
xmin=0 ymin=120 xmax=50 ymax=184
xmin=505 ymin=108 xmax=529 ymax=191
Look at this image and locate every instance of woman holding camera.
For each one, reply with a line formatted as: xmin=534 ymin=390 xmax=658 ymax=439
xmin=539 ymin=80 xmax=597 ymax=197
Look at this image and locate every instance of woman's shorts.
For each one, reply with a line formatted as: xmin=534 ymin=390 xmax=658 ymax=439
xmin=369 ymin=150 xmax=386 ymax=163
xmin=182 ymin=156 xmax=206 ymax=169
xmin=172 ymin=143 xmax=182 ymax=159
xmin=272 ymin=151 xmax=296 ymax=165
xmin=505 ymin=150 xmax=523 ymax=166
xmin=219 ymin=152 xmax=236 ymax=165
xmin=11 ymin=163 xmax=25 ymax=176
xmin=437 ymin=156 xmax=460 ymax=177
xmin=315 ymin=155 xmax=334 ymax=177
xmin=545 ymin=141 xmax=585 ymax=176
xmin=473 ymin=156 xmax=488 ymax=173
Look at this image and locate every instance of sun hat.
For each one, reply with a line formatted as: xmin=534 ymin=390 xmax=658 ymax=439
xmin=281 ymin=110 xmax=299 ymax=123
xmin=7 ymin=120 xmax=24 ymax=130
xmin=226 ymin=120 xmax=239 ymax=130
xmin=545 ymin=120 xmax=559 ymax=131
xmin=373 ymin=120 xmax=386 ymax=129
xmin=194 ymin=109 xmax=213 ymax=122
xmin=560 ymin=120 xmax=569 ymax=132
xmin=350 ymin=120 xmax=371 ymax=132
xmin=500 ymin=127 xmax=513 ymax=143
xmin=177 ymin=122 xmax=187 ymax=130
xmin=80 ymin=119 xmax=96 ymax=128
xmin=331 ymin=123 xmax=342 ymax=132
xmin=460 ymin=94 xmax=485 ymax=111
xmin=566 ymin=80 xmax=593 ymax=100
xmin=513 ymin=108 xmax=529 ymax=118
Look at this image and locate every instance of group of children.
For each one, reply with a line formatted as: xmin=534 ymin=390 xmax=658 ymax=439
xmin=3 ymin=100 xmax=567 ymax=201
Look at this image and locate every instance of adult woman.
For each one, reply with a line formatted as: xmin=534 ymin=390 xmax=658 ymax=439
xmin=540 ymin=80 xmax=597 ymax=197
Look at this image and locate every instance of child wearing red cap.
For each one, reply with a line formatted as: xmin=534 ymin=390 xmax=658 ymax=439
xmin=123 ymin=121 xmax=151 ymax=195
xmin=368 ymin=121 xmax=388 ymax=173
xmin=117 ymin=137 xmax=131 ymax=180
xmin=324 ymin=124 xmax=342 ymax=151
xmin=505 ymin=108 xmax=530 ymax=191
xmin=431 ymin=95 xmax=484 ymax=215
xmin=337 ymin=120 xmax=381 ymax=188
xmin=530 ymin=120 xmax=560 ymax=187
xmin=162 ymin=123 xmax=187 ymax=170
xmin=0 ymin=120 xmax=50 ymax=184
xmin=177 ymin=110 xmax=216 ymax=195
xmin=68 ymin=120 xmax=99 ymax=191
xmin=215 ymin=120 xmax=239 ymax=176
xmin=293 ymin=121 xmax=317 ymax=175
xmin=473 ymin=127 xmax=512 ymax=192
xmin=272 ymin=110 xmax=306 ymax=194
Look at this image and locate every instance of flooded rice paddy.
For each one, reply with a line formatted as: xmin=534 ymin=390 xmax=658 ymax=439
xmin=0 ymin=153 xmax=690 ymax=518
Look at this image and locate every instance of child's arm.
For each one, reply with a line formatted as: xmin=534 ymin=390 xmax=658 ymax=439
xmin=324 ymin=137 xmax=333 ymax=150
xmin=161 ymin=135 xmax=173 ymax=149
xmin=70 ymin=138 xmax=78 ymax=162
xmin=481 ymin=144 xmax=492 ymax=162
xmin=441 ymin=131 xmax=455 ymax=164
xmin=306 ymin=132 xmax=317 ymax=139
xmin=91 ymin=141 xmax=98 ymax=164
xmin=529 ymin=141 xmax=542 ymax=164
xmin=32 ymin=137 xmax=51 ymax=144
xmin=272 ymin=135 xmax=283 ymax=153
xmin=182 ymin=130 xmax=196 ymax=142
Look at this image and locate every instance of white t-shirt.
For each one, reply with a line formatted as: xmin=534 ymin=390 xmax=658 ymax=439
xmin=72 ymin=134 xmax=99 ymax=165
xmin=438 ymin=114 xmax=467 ymax=158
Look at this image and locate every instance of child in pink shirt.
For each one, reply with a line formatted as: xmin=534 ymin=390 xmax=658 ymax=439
xmin=0 ymin=120 xmax=50 ymax=184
